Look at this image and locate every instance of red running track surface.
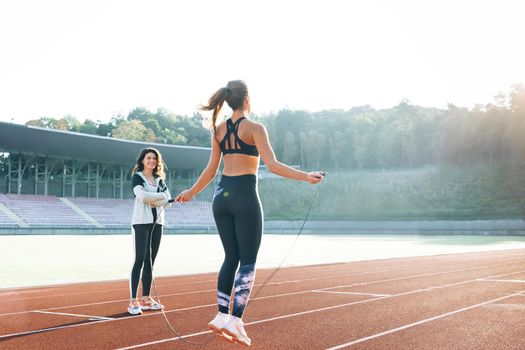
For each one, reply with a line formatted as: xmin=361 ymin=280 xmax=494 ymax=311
xmin=1 ymin=249 xmax=525 ymax=350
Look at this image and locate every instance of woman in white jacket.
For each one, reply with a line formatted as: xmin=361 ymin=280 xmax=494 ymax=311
xmin=128 ymin=147 xmax=171 ymax=315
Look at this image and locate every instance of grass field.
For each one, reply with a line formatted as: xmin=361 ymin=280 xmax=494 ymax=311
xmin=259 ymin=165 xmax=525 ymax=220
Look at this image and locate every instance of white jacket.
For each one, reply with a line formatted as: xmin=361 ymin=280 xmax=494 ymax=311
xmin=131 ymin=172 xmax=171 ymax=226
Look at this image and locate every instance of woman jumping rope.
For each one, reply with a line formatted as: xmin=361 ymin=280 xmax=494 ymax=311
xmin=176 ymin=80 xmax=324 ymax=346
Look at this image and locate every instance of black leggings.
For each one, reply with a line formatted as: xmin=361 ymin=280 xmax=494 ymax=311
xmin=213 ymin=174 xmax=263 ymax=318
xmin=130 ymin=224 xmax=162 ymax=299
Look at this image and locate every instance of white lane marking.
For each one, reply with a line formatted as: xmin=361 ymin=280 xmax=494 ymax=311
xmin=112 ymin=269 xmax=525 ymax=350
xmin=0 ymin=268 xmax=399 ymax=317
xmin=114 ymin=296 xmax=391 ymax=350
xmin=33 ymin=310 xmax=114 ymax=320
xmin=6 ymin=265 xmax=395 ymax=302
xmin=312 ymin=290 xmax=391 ymax=297
xmin=325 ymin=291 xmax=525 ymax=350
xmin=5 ymin=278 xmax=217 ymax=303
xmin=477 ymin=279 xmax=525 ymax=283
xmin=6 ymin=249 xmax=525 ymax=302
xmin=9 ymin=251 xmax=516 ymax=304
xmin=2 ymin=265 xmax=524 ymax=342
xmin=0 ymin=303 xmax=216 ymax=340
xmin=0 ymin=287 xmax=349 ymax=341
xmin=310 ymin=265 xmax=525 ymax=293
xmin=0 ymin=324 xmax=90 ymax=340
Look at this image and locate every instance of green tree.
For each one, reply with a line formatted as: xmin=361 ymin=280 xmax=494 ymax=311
xmin=61 ymin=115 xmax=81 ymax=131
xmin=26 ymin=117 xmax=58 ymax=128
xmin=274 ymin=109 xmax=311 ymax=166
xmin=112 ymin=120 xmax=155 ymax=142
xmin=302 ymin=130 xmax=326 ymax=168
xmin=79 ymin=119 xmax=98 ymax=135
xmin=351 ymin=114 xmax=375 ymax=170
xmin=128 ymin=107 xmax=154 ymax=123
xmin=328 ymin=130 xmax=351 ymax=169
xmin=282 ymin=131 xmax=299 ymax=165
xmin=507 ymin=84 xmax=525 ymax=164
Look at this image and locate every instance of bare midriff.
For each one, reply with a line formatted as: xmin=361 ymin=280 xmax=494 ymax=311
xmin=222 ymin=154 xmax=260 ymax=176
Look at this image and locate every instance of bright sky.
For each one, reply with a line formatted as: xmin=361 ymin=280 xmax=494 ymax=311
xmin=0 ymin=0 xmax=523 ymax=124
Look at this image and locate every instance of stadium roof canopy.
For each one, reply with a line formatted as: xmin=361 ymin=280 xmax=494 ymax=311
xmin=0 ymin=121 xmax=210 ymax=169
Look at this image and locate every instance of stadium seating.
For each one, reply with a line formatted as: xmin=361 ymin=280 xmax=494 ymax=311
xmin=70 ymin=197 xmax=215 ymax=228
xmin=0 ymin=195 xmax=18 ymax=227
xmin=165 ymin=201 xmax=215 ymax=228
xmin=70 ymin=197 xmax=133 ymax=227
xmin=0 ymin=213 xmax=17 ymax=226
xmin=0 ymin=194 xmax=92 ymax=227
xmin=0 ymin=194 xmax=215 ymax=229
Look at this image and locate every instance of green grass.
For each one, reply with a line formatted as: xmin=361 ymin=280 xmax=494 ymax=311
xmin=258 ymin=165 xmax=525 ymax=220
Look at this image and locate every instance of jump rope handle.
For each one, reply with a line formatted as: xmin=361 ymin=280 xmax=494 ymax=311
xmin=317 ymin=171 xmax=327 ymax=179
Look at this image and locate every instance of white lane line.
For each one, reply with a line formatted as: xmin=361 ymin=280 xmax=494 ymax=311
xmin=251 ymin=265 xmax=525 ymax=303
xmin=2 ymin=265 xmax=523 ymax=342
xmin=8 ymin=252 xmax=512 ymax=304
xmin=5 ymin=265 xmax=395 ymax=302
xmin=0 ymin=268 xmax=398 ymax=317
xmin=311 ymin=264 xmax=525 ymax=293
xmin=113 ymin=269 xmax=525 ymax=350
xmin=325 ymin=290 xmax=525 ymax=350
xmin=114 ymin=296 xmax=391 ymax=350
xmin=115 ymin=330 xmax=215 ymax=349
xmin=7 ymin=252 xmax=523 ymax=309
xmin=0 ymin=324 xmax=91 ymax=340
xmin=312 ymin=290 xmax=391 ymax=297
xmin=477 ymin=279 xmax=525 ymax=283
xmin=0 ymin=287 xmax=337 ymax=341
xmin=32 ymin=310 xmax=114 ymax=320
xmin=0 ymin=303 xmax=216 ymax=340
xmin=5 ymin=278 xmax=217 ymax=303
xmin=6 ymin=249 xmax=525 ymax=302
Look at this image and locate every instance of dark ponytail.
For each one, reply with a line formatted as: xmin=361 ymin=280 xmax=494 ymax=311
xmin=200 ymin=80 xmax=249 ymax=134
xmin=200 ymin=87 xmax=229 ymax=135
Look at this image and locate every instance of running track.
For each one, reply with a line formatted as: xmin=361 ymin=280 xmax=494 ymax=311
xmin=1 ymin=249 xmax=525 ymax=349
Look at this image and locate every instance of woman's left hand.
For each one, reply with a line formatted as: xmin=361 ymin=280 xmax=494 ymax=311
xmin=307 ymin=171 xmax=325 ymax=184
xmin=175 ymin=189 xmax=194 ymax=202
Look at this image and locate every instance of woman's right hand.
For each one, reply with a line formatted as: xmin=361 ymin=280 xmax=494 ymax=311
xmin=175 ymin=189 xmax=194 ymax=202
xmin=307 ymin=171 xmax=325 ymax=184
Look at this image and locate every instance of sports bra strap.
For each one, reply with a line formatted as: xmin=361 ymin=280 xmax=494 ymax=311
xmin=220 ymin=117 xmax=259 ymax=157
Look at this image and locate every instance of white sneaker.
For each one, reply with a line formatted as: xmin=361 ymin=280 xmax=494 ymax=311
xmin=127 ymin=302 xmax=142 ymax=315
xmin=208 ymin=312 xmax=235 ymax=342
xmin=222 ymin=315 xmax=251 ymax=346
xmin=208 ymin=312 xmax=230 ymax=333
xmin=140 ymin=298 xmax=163 ymax=311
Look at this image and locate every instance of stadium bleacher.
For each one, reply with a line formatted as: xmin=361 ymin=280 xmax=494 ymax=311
xmin=0 ymin=194 xmax=215 ymax=229
xmin=0 ymin=213 xmax=17 ymax=227
xmin=70 ymin=196 xmax=215 ymax=228
xmin=0 ymin=194 xmax=93 ymax=227
xmin=165 ymin=201 xmax=215 ymax=228
xmin=0 ymin=195 xmax=18 ymax=227
xmin=69 ymin=197 xmax=133 ymax=227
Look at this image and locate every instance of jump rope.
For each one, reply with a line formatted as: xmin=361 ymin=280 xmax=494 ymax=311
xmin=142 ymin=171 xmax=326 ymax=346
xmin=147 ymin=199 xmax=213 ymax=346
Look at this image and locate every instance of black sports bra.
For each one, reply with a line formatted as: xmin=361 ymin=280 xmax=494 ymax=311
xmin=219 ymin=117 xmax=259 ymax=157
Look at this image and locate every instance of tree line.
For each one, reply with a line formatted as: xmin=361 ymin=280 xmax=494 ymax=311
xmin=25 ymin=85 xmax=524 ymax=170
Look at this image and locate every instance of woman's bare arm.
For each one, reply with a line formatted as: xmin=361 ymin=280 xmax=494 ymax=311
xmin=176 ymin=134 xmax=222 ymax=201
xmin=252 ymin=123 xmax=323 ymax=183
